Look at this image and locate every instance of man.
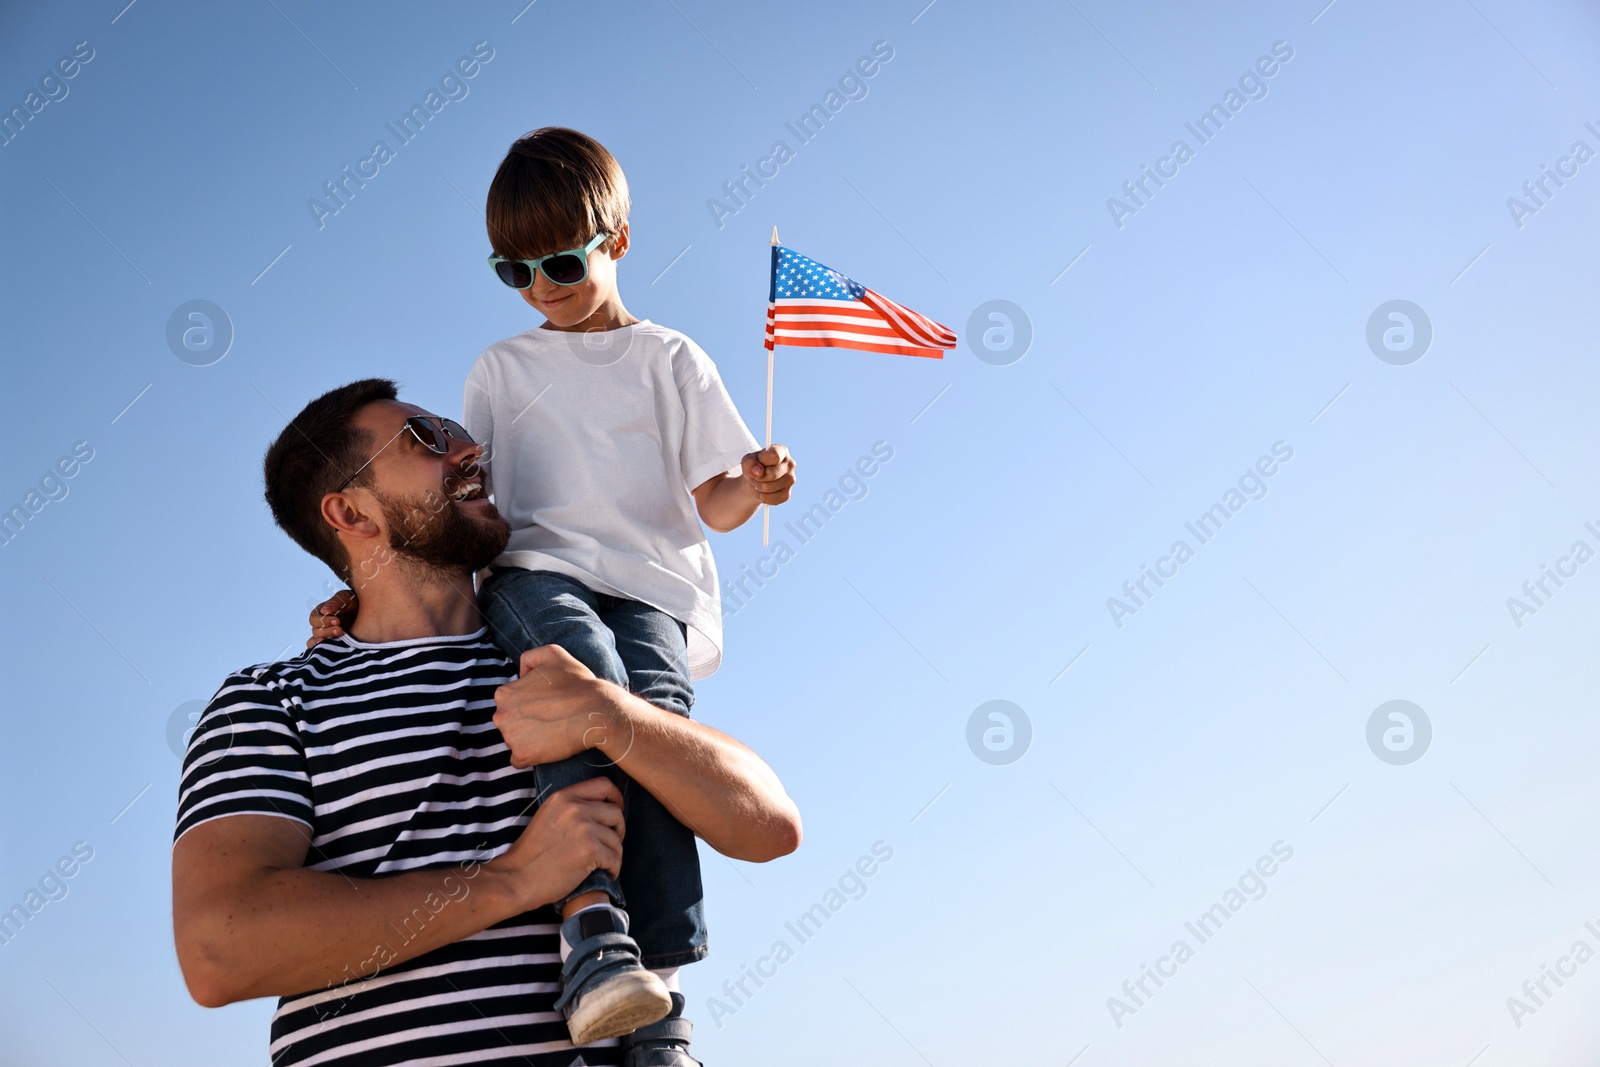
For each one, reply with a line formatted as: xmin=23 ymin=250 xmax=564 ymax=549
xmin=171 ymin=379 xmax=802 ymax=1066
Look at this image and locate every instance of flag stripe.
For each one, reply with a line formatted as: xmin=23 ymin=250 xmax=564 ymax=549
xmin=766 ymin=246 xmax=955 ymax=359
xmin=771 ymin=326 xmax=940 ymax=350
xmin=767 ymin=322 xmax=938 ymax=351
xmin=773 ymin=319 xmax=912 ymax=339
xmin=861 ymin=288 xmax=958 ymax=348
xmin=766 ymin=335 xmax=946 ymax=358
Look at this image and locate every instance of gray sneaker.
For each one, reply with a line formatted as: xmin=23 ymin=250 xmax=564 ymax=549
xmin=623 ymin=993 xmax=701 ymax=1067
xmin=554 ymin=905 xmax=673 ymax=1044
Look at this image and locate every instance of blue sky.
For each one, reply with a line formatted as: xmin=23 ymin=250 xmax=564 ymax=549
xmin=4 ymin=0 xmax=1600 ymax=1063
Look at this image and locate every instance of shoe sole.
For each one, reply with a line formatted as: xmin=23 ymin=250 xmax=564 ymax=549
xmin=567 ymin=969 xmax=673 ymax=1044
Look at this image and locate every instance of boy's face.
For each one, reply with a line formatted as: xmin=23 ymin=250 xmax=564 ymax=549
xmin=519 ymin=224 xmax=629 ymax=329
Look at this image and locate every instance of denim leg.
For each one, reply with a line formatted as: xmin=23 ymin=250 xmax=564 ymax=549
xmin=600 ymin=599 xmax=707 ymax=969
xmin=479 ymin=568 xmax=632 ymax=910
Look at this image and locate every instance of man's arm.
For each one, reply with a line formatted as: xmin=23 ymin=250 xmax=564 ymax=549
xmin=494 ymin=646 xmax=803 ymax=862
xmin=172 ymin=777 xmax=624 ymax=1007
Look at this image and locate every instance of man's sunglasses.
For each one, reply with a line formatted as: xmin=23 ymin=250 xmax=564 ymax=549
xmin=337 ymin=416 xmax=475 ymax=492
xmin=488 ymin=232 xmax=608 ymax=290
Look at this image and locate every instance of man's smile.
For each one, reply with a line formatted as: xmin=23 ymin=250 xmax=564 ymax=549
xmin=447 ymin=479 xmax=485 ymax=502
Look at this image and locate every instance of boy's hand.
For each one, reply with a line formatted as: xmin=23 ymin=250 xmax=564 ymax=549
xmin=306 ymin=589 xmax=357 ymax=648
xmin=691 ymin=445 xmax=797 ymax=532
xmin=742 ymin=445 xmax=795 ymax=506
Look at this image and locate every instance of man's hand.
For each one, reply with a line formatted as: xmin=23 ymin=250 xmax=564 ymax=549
xmin=172 ymin=779 xmax=626 ymax=1005
xmin=742 ymin=445 xmax=796 ymax=507
xmin=492 ymin=645 xmax=624 ymax=769
xmin=306 ymin=589 xmax=357 ymax=648
xmin=488 ymin=776 xmax=624 ymax=914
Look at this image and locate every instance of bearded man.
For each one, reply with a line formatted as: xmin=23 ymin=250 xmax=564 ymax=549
xmin=170 ymin=378 xmax=800 ymax=1067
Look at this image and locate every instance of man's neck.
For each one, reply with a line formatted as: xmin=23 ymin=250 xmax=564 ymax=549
xmin=346 ymin=565 xmax=483 ymax=644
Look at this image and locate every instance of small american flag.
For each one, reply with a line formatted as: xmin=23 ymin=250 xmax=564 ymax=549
xmin=764 ymin=245 xmax=956 ymax=359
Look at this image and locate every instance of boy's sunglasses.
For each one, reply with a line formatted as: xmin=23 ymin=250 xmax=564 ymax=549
xmin=488 ymin=232 xmax=608 ymax=290
xmin=337 ymin=416 xmax=475 ymax=492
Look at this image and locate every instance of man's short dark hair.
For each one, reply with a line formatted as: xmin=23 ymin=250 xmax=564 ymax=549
xmin=263 ymin=378 xmax=398 ymax=581
xmin=485 ymin=126 xmax=630 ymax=261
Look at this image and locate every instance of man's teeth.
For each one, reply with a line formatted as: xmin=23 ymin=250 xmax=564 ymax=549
xmin=449 ymin=483 xmax=483 ymax=501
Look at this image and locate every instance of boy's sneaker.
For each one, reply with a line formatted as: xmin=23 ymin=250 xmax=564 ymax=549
xmin=555 ymin=904 xmax=674 ymax=1044
xmin=623 ymin=993 xmax=701 ymax=1067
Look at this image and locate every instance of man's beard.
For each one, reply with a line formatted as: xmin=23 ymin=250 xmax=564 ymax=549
xmin=374 ymin=486 xmax=510 ymax=575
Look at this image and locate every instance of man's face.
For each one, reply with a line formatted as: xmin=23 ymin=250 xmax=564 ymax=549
xmin=345 ymin=400 xmax=510 ymax=577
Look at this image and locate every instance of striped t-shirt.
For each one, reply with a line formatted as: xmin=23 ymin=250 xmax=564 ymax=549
xmin=174 ymin=628 xmax=621 ymax=1066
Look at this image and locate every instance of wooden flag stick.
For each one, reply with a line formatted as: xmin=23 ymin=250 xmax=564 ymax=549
xmin=763 ymin=225 xmax=779 ymax=546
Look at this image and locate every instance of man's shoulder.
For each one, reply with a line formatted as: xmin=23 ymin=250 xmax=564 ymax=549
xmin=217 ymin=632 xmax=514 ymax=696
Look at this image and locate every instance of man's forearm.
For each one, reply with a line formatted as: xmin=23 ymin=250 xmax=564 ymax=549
xmin=596 ymin=690 xmax=801 ymax=861
xmin=180 ymin=856 xmax=517 ymax=1005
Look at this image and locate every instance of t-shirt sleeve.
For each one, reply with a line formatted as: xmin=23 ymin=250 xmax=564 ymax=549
xmin=173 ymin=666 xmax=313 ymax=844
xmin=675 ymin=335 xmax=761 ymax=491
xmin=463 ymin=359 xmax=497 ymax=501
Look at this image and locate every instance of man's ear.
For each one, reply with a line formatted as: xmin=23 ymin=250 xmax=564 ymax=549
xmin=609 ymin=223 xmax=629 ymax=260
xmin=320 ymin=491 xmax=381 ymax=541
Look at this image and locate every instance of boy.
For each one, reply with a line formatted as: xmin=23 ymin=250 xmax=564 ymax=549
xmin=312 ymin=128 xmax=794 ymax=1064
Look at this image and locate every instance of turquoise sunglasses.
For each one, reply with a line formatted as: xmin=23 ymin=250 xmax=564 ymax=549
xmin=488 ymin=232 xmax=608 ymax=289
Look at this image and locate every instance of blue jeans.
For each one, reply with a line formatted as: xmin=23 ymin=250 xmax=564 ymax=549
xmin=479 ymin=567 xmax=708 ymax=969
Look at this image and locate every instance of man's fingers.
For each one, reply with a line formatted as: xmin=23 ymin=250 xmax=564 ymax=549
xmin=518 ymin=644 xmax=591 ymax=681
xmin=560 ymin=775 xmax=624 ymax=806
xmin=575 ymin=798 xmax=626 ymax=840
xmin=588 ymin=827 xmax=623 ymax=878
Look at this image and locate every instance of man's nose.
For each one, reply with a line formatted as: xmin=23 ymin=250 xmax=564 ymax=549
xmin=450 ymin=436 xmax=483 ymax=470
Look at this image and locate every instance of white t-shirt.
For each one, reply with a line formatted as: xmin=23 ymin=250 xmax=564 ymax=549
xmin=463 ymin=320 xmax=759 ymax=680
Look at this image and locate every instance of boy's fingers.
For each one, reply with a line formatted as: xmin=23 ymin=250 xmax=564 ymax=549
xmin=745 ymin=446 xmax=792 ymax=478
xmin=752 ymin=464 xmax=793 ymax=484
xmin=755 ymin=472 xmax=795 ymax=495
xmin=320 ymin=590 xmax=356 ymax=614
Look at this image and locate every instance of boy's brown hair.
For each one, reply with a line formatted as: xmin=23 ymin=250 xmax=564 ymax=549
xmin=485 ymin=127 xmax=630 ymax=260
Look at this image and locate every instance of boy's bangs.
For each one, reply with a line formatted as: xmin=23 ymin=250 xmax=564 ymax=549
xmin=487 ymin=172 xmax=600 ymax=261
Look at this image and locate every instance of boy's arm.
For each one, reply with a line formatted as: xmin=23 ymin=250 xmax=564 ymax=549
xmin=692 ymin=445 xmax=796 ymax=533
xmin=172 ymin=777 xmax=625 ymax=1007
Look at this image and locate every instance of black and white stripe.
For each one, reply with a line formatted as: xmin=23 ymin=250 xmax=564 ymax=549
xmin=175 ymin=629 xmax=620 ymax=1066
